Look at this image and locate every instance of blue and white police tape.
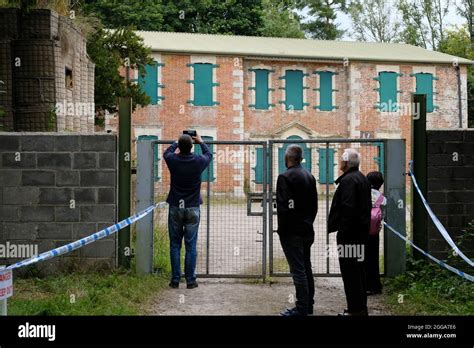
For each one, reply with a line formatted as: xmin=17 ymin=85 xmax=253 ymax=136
xmin=5 ymin=201 xmax=168 ymax=271
xmin=383 ymin=221 xmax=474 ymax=282
xmin=409 ymin=161 xmax=473 ymax=267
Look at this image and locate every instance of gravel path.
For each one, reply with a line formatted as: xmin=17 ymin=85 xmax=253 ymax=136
xmin=145 ymin=277 xmax=391 ymax=316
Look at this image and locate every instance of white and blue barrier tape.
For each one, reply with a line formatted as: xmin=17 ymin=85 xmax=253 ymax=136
xmin=409 ymin=161 xmax=473 ymax=267
xmin=384 ymin=222 xmax=473 ymax=282
xmin=5 ymin=202 xmax=168 ymax=271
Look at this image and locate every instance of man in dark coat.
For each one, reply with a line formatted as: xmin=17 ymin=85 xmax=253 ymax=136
xmin=277 ymin=144 xmax=318 ymax=316
xmin=328 ymin=148 xmax=371 ymax=316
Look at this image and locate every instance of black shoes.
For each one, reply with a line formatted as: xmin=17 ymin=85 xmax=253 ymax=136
xmin=169 ymin=281 xmax=179 ymax=289
xmin=337 ymin=309 xmax=369 ymax=316
xmin=280 ymin=307 xmax=308 ymax=317
xmin=366 ymin=289 xmax=382 ymax=296
xmin=186 ymin=282 xmax=199 ymax=289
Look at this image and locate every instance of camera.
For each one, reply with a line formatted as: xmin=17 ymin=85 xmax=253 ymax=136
xmin=183 ymin=129 xmax=197 ymax=137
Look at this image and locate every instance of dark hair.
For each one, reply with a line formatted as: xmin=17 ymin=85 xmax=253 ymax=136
xmin=178 ymin=134 xmax=193 ymax=154
xmin=286 ymin=144 xmax=303 ymax=164
xmin=367 ymin=171 xmax=384 ymax=190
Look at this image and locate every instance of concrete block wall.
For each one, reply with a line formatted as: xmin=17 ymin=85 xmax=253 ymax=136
xmin=0 ymin=133 xmax=117 ymax=274
xmin=427 ymin=130 xmax=474 ymax=259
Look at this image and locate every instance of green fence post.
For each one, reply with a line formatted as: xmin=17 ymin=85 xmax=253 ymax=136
xmin=118 ymin=97 xmax=132 ymax=268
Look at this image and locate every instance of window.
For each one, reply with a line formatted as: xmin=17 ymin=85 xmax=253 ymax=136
xmin=279 ymin=70 xmax=309 ymax=111
xmin=138 ymin=61 xmax=165 ymax=104
xmin=314 ymin=71 xmax=337 ymax=111
xmin=187 ymin=63 xmax=219 ymax=106
xmin=413 ymin=72 xmax=437 ymax=113
xmin=253 ymin=146 xmax=270 ymax=184
xmin=194 ymin=135 xmax=215 ymax=181
xmin=65 ymin=67 xmax=73 ymax=89
xmin=278 ymin=135 xmax=312 ymax=174
xmin=249 ymin=69 xmax=275 ymax=110
xmin=137 ymin=135 xmax=160 ymax=181
xmin=375 ymin=71 xmax=399 ymax=112
xmin=318 ymin=148 xmax=334 ymax=184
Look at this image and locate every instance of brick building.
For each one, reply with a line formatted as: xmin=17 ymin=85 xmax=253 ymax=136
xmin=0 ymin=9 xmax=95 ymax=132
xmin=106 ymin=32 xmax=472 ymax=194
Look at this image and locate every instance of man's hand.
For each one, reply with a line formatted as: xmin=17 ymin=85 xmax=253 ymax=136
xmin=192 ymin=133 xmax=203 ymax=144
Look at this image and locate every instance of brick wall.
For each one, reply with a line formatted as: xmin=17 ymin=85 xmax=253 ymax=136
xmin=427 ymin=130 xmax=474 ymax=259
xmin=0 ymin=133 xmax=117 ymax=275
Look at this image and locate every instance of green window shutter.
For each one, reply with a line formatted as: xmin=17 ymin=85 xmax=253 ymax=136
xmin=138 ymin=62 xmax=158 ymax=104
xmin=373 ymin=142 xmax=385 ymax=173
xmin=285 ymin=70 xmax=304 ymax=110
xmin=253 ymin=147 xmax=270 ymax=184
xmin=255 ymin=69 xmax=270 ymax=109
xmin=319 ymin=71 xmax=334 ymax=111
xmin=319 ymin=148 xmax=334 ymax=184
xmin=137 ymin=135 xmax=160 ymax=181
xmin=194 ymin=135 xmax=215 ymax=182
xmin=415 ymin=73 xmax=435 ymax=113
xmin=193 ymin=63 xmax=214 ymax=106
xmin=378 ymin=72 xmax=398 ymax=112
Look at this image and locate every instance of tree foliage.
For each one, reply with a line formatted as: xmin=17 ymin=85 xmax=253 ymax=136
xmin=260 ymin=0 xmax=305 ymax=38
xmin=348 ymin=0 xmax=401 ymax=42
xmin=297 ymin=0 xmax=347 ymax=39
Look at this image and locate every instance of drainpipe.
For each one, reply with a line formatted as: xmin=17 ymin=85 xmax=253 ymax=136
xmin=454 ymin=64 xmax=463 ymax=128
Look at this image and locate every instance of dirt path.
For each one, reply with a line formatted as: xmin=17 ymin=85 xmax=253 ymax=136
xmin=145 ymin=277 xmax=391 ymax=315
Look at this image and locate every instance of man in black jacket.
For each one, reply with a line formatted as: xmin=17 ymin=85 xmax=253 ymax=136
xmin=277 ymin=144 xmax=318 ymax=316
xmin=328 ymin=148 xmax=372 ymax=316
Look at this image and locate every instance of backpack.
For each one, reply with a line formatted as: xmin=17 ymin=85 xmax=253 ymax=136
xmin=369 ymin=194 xmax=385 ymax=235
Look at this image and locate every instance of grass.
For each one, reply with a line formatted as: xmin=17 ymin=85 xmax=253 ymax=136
xmin=8 ymin=270 xmax=168 ymax=315
xmin=383 ymin=257 xmax=474 ymax=315
xmin=8 ymin=227 xmax=172 ymax=316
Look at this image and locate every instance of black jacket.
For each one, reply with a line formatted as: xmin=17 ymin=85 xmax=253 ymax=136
xmin=328 ymin=167 xmax=371 ymax=244
xmin=276 ymin=164 xmax=318 ymax=239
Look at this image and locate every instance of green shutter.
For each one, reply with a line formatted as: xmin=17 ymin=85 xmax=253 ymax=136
xmin=193 ymin=63 xmax=214 ymax=106
xmin=319 ymin=71 xmax=334 ymax=111
xmin=285 ymin=70 xmax=304 ymax=110
xmin=138 ymin=63 xmax=158 ymax=104
xmin=253 ymin=147 xmax=270 ymax=184
xmin=319 ymin=148 xmax=334 ymax=184
xmin=378 ymin=72 xmax=398 ymax=112
xmin=194 ymin=135 xmax=215 ymax=181
xmin=137 ymin=135 xmax=160 ymax=181
xmin=373 ymin=142 xmax=385 ymax=173
xmin=255 ymin=69 xmax=270 ymax=109
xmin=415 ymin=73 xmax=435 ymax=113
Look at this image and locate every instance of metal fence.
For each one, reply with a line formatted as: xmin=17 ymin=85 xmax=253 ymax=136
xmin=143 ymin=139 xmax=391 ymax=280
xmin=268 ymin=139 xmax=387 ymax=277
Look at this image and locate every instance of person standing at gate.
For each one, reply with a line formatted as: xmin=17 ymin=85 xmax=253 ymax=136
xmin=163 ymin=132 xmax=212 ymax=289
xmin=365 ymin=171 xmax=386 ymax=295
xmin=328 ymin=148 xmax=371 ymax=316
xmin=277 ymin=144 xmax=318 ymax=316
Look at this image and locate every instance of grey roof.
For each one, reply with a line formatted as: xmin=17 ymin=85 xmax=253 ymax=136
xmin=136 ymin=31 xmax=474 ymax=65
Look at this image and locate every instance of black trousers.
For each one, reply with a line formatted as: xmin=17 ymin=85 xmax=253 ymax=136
xmin=365 ymin=234 xmax=382 ymax=293
xmin=279 ymin=234 xmax=315 ymax=315
xmin=337 ymin=234 xmax=367 ymax=313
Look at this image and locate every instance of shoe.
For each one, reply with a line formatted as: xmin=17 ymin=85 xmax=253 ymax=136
xmin=186 ymin=282 xmax=198 ymax=289
xmin=338 ymin=309 xmax=368 ymax=316
xmin=280 ymin=307 xmax=307 ymax=316
xmin=169 ymin=281 xmax=179 ymax=289
xmin=366 ymin=290 xmax=382 ymax=296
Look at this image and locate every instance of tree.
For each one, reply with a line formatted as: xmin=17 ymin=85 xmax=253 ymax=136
xmin=81 ymin=0 xmax=265 ymax=36
xmin=348 ymin=0 xmax=401 ymax=42
xmin=87 ymin=27 xmax=154 ymax=116
xmin=397 ymin=0 xmax=452 ymax=50
xmin=260 ymin=0 xmax=305 ymax=38
xmin=439 ymin=26 xmax=474 ymax=127
xmin=297 ymin=0 xmax=347 ymax=40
